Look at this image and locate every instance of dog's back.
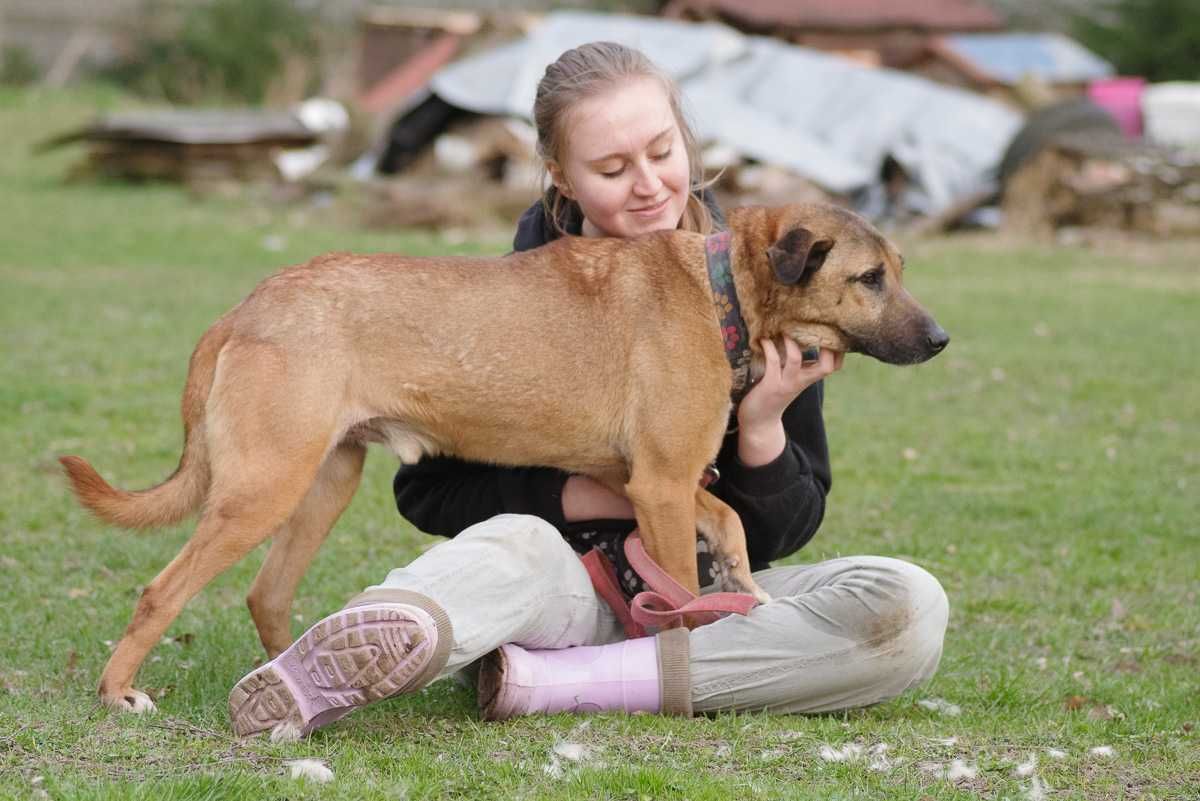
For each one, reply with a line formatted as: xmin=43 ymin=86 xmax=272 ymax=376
xmin=210 ymin=232 xmax=721 ymax=471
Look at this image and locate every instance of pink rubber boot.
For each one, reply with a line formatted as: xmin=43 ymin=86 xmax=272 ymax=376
xmin=477 ymin=629 xmax=691 ymax=720
xmin=229 ymin=589 xmax=452 ymax=738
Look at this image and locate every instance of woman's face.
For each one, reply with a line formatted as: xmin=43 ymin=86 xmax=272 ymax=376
xmin=551 ymin=77 xmax=691 ymax=239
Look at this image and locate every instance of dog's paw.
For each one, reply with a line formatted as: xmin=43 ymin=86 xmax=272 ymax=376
xmin=720 ymin=560 xmax=771 ymax=605
xmin=726 ymin=574 xmax=771 ymax=606
xmin=106 ymin=689 xmax=157 ymax=714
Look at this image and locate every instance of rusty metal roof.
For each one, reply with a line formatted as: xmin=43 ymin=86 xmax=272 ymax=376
xmin=667 ymin=0 xmax=1002 ymax=31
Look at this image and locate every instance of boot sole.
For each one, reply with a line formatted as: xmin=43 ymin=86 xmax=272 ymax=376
xmin=229 ymin=604 xmax=435 ymax=737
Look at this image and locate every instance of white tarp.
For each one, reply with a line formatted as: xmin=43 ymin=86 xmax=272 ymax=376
xmin=429 ymin=11 xmax=1023 ymax=215
xmin=1142 ymin=82 xmax=1200 ymax=149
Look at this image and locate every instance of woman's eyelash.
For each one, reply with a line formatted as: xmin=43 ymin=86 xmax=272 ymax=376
xmin=600 ymin=149 xmax=671 ymax=177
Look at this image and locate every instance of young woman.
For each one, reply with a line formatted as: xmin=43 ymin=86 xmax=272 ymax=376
xmin=229 ymin=42 xmax=948 ymax=738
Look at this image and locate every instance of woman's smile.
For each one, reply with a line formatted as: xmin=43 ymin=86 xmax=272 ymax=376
xmin=630 ymin=197 xmax=670 ymax=216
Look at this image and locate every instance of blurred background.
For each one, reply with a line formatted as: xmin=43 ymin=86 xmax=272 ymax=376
xmin=3 ymin=0 xmax=1198 ymax=240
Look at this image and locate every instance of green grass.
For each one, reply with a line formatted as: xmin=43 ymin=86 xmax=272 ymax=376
xmin=1 ymin=85 xmax=1197 ymax=800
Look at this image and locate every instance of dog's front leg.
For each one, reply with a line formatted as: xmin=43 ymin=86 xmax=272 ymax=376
xmin=694 ymin=488 xmax=770 ymax=604
xmin=625 ymin=474 xmax=703 ymax=603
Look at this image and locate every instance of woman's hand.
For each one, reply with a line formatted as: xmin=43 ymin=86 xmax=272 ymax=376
xmin=737 ymin=339 xmax=844 ymax=467
xmin=562 ymin=474 xmax=636 ymax=522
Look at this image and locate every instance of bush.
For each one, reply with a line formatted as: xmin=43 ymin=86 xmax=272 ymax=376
xmin=1 ymin=46 xmax=40 ymax=86
xmin=1073 ymin=0 xmax=1200 ymax=82
xmin=105 ymin=0 xmax=320 ymax=104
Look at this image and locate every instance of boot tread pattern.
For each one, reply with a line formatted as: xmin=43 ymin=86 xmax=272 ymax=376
xmin=229 ymin=607 xmax=430 ymax=737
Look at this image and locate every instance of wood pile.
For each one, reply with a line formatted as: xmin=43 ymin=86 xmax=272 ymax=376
xmin=709 ymin=160 xmax=836 ymax=210
xmin=39 ymin=109 xmax=321 ymax=185
xmin=366 ymin=115 xmax=541 ymax=229
xmin=1002 ymin=133 xmax=1200 ymax=237
xmin=361 ymin=174 xmax=535 ymax=231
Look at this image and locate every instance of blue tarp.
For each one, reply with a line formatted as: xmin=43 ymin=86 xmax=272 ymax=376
xmin=940 ymin=33 xmax=1113 ymax=85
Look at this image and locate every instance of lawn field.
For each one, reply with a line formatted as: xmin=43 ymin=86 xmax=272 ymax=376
xmin=1 ymin=86 xmax=1197 ymax=800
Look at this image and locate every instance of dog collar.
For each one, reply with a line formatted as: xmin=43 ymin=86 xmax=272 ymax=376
xmin=705 ymin=231 xmax=754 ymax=408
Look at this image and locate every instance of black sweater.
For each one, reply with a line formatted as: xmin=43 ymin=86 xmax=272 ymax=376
xmin=393 ymin=198 xmax=832 ymax=574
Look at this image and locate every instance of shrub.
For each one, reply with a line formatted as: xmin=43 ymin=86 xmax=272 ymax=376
xmin=104 ymin=0 xmax=320 ymax=104
xmin=1 ymin=46 xmax=40 ymax=86
xmin=1073 ymin=0 xmax=1200 ymax=82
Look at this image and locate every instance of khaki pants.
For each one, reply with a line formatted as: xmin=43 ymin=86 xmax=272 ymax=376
xmin=366 ymin=514 xmax=948 ymax=714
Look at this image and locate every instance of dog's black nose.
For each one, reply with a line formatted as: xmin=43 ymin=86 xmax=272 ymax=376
xmin=927 ymin=325 xmax=950 ymax=353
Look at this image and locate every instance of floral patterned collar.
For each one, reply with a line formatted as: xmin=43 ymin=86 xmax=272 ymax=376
xmin=705 ymin=231 xmax=754 ymax=408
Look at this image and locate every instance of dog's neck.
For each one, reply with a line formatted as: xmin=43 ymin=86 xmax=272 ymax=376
xmin=704 ymin=231 xmax=755 ymax=406
xmin=724 ymin=215 xmax=784 ymax=385
xmin=723 ymin=210 xmax=773 ymax=346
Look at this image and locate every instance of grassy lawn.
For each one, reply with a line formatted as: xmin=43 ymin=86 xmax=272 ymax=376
xmin=1 ymin=85 xmax=1197 ymax=800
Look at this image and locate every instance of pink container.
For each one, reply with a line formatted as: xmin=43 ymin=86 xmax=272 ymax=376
xmin=1089 ymin=77 xmax=1146 ymax=139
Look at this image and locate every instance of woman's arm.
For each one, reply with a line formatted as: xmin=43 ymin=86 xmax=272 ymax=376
xmin=712 ymin=383 xmax=831 ymax=567
xmin=711 ymin=342 xmax=841 ymax=567
xmin=561 ymin=475 xmax=635 ymax=521
xmin=393 ymin=457 xmax=571 ymax=537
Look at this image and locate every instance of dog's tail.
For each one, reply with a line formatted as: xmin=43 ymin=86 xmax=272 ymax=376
xmin=59 ymin=318 xmax=231 ymax=529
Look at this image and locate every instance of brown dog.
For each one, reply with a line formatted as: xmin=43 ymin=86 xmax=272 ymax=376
xmin=61 ymin=202 xmax=947 ymax=713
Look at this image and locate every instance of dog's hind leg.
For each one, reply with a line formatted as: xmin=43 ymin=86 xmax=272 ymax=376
xmin=246 ymin=442 xmax=366 ymax=658
xmin=97 ymin=432 xmax=331 ymax=712
xmin=694 ymin=488 xmax=770 ymax=604
xmin=98 ymin=341 xmax=342 ymax=713
xmin=98 ymin=457 xmax=324 ymax=712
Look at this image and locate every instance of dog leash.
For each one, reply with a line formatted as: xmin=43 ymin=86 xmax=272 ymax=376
xmin=581 ymin=534 xmax=759 ymax=638
xmin=582 ymin=462 xmax=757 ymax=637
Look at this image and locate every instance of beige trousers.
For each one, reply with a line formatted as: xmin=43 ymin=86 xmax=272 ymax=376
xmin=366 ymin=514 xmax=948 ymax=714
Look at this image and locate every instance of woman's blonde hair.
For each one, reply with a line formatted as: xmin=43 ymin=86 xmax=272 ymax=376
xmin=533 ymin=41 xmax=713 ymax=236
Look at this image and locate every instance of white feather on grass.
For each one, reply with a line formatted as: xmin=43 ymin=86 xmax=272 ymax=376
xmin=917 ymin=697 xmax=962 ymax=716
xmin=552 ymin=742 xmax=587 ymax=762
xmin=1025 ymin=776 xmax=1049 ymax=801
xmin=270 ymin=720 xmax=303 ymax=743
xmin=817 ymin=743 xmax=863 ymax=762
xmin=287 ymin=759 xmax=334 ymax=784
xmin=1014 ymin=754 xmax=1037 ymax=777
xmin=867 ymin=743 xmax=895 ymax=772
xmin=544 ymin=740 xmax=597 ymax=779
xmin=816 ymin=743 xmax=896 ymax=772
xmin=919 ymin=758 xmax=978 ymax=781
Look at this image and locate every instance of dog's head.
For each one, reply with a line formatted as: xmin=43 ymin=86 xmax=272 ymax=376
xmin=733 ymin=203 xmax=948 ymax=366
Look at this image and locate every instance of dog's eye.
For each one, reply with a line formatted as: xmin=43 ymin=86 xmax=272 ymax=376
xmin=858 ymin=268 xmax=884 ymax=288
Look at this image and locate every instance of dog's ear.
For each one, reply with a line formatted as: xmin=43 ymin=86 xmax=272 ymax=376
xmin=767 ymin=227 xmax=834 ymax=285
